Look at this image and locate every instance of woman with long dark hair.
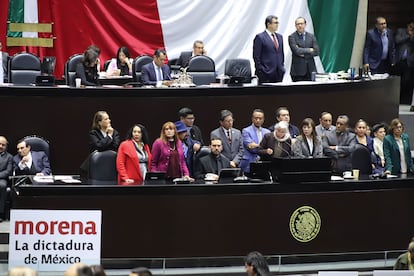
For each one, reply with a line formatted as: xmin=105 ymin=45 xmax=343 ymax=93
xmin=245 ymin=251 xmax=272 ymax=276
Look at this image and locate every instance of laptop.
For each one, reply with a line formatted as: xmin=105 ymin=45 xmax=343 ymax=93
xmin=218 ymin=168 xmax=241 ymax=184
xmin=35 ymin=75 xmax=55 ymax=86
xmin=144 ymin=172 xmax=166 ymax=185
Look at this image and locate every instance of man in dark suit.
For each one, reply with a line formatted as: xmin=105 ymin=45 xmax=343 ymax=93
xmin=176 ymin=40 xmax=207 ymax=68
xmin=0 ymin=41 xmax=8 ymax=83
xmin=288 ymin=17 xmax=320 ymax=82
xmin=0 ymin=136 xmax=12 ymax=221
xmin=13 ymin=139 xmax=51 ymax=176
xmin=194 ymin=137 xmax=230 ymax=180
xmin=210 ymin=110 xmax=243 ymax=168
xmin=178 ymin=107 xmax=205 ymax=145
xmin=175 ymin=120 xmax=201 ymax=177
xmin=141 ymin=48 xmax=172 ymax=86
xmin=322 ymin=115 xmax=356 ymax=174
xmin=268 ymin=107 xmax=300 ymax=139
xmin=253 ymin=15 xmax=285 ymax=83
xmin=363 ymin=17 xmax=396 ymax=74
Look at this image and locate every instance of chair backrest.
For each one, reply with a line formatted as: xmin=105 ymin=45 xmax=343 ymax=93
xmin=88 ymin=150 xmax=118 ymax=185
xmin=187 ymin=55 xmax=216 ymax=85
xmin=64 ymin=54 xmax=83 ymax=86
xmin=132 ymin=55 xmax=153 ymax=82
xmin=8 ymin=52 xmax=41 ymax=85
xmin=23 ymin=135 xmax=50 ymax=157
xmin=224 ymin=59 xmax=252 ymax=82
xmin=103 ymin=59 xmax=111 ymax=72
xmin=351 ymin=144 xmax=372 ymax=175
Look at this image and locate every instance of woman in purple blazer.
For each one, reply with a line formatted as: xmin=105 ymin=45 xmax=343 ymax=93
xmin=150 ymin=122 xmax=190 ymax=181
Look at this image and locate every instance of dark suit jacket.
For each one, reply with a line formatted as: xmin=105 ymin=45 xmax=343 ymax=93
xmin=89 ymin=129 xmax=120 ymax=153
xmin=363 ymin=28 xmax=396 ymax=72
xmin=288 ymin=31 xmax=320 ymax=77
xmin=253 ymin=31 xmax=285 ymax=83
xmin=141 ymin=62 xmax=171 ymax=86
xmin=194 ymin=153 xmax=230 ymax=179
xmin=210 ymin=127 xmax=244 ymax=165
xmin=190 ymin=125 xmax=204 ymax=146
xmin=322 ymin=130 xmax=356 ymax=173
xmin=176 ymin=51 xmax=192 ymax=68
xmin=0 ymin=152 xmax=13 ymax=180
xmin=13 ymin=151 xmax=51 ymax=175
xmin=2 ymin=51 xmax=9 ymax=82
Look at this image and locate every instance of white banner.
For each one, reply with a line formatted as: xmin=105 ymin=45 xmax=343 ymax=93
xmin=8 ymin=210 xmax=102 ymax=271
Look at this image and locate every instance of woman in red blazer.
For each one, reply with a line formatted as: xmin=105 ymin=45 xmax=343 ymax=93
xmin=116 ymin=124 xmax=152 ymax=185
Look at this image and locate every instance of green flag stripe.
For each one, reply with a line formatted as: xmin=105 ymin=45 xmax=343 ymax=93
xmin=308 ymin=0 xmax=359 ymax=72
xmin=7 ymin=0 xmax=24 ymax=37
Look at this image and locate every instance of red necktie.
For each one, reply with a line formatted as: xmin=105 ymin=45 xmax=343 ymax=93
xmin=271 ymin=33 xmax=279 ymax=50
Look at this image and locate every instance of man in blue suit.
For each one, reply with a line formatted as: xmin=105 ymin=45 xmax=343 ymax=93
xmin=253 ymin=15 xmax=285 ymax=83
xmin=13 ymin=139 xmax=51 ymax=176
xmin=240 ymin=109 xmax=270 ymax=174
xmin=141 ymin=48 xmax=172 ymax=86
xmin=363 ymin=17 xmax=395 ymax=74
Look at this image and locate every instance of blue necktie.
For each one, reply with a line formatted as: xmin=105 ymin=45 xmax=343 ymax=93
xmin=157 ymin=67 xmax=162 ymax=81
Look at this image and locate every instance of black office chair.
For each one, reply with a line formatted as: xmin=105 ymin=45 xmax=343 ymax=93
xmin=351 ymin=144 xmax=372 ymax=175
xmin=187 ymin=55 xmax=216 ymax=85
xmin=132 ymin=55 xmax=152 ymax=82
xmin=103 ymin=59 xmax=111 ymax=72
xmin=23 ymin=135 xmax=50 ymax=157
xmin=193 ymin=146 xmax=211 ymax=172
xmin=88 ymin=150 xmax=118 ymax=185
xmin=224 ymin=58 xmax=252 ymax=83
xmin=8 ymin=52 xmax=42 ymax=85
xmin=64 ymin=54 xmax=83 ymax=86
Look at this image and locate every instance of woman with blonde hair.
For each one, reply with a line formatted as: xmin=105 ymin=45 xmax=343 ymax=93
xmin=150 ymin=122 xmax=191 ymax=181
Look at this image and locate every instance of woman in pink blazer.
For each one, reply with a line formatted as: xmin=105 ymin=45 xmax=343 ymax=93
xmin=150 ymin=122 xmax=190 ymax=181
xmin=116 ymin=124 xmax=152 ymax=185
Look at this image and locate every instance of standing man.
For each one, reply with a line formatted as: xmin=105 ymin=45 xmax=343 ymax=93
xmin=240 ymin=109 xmax=270 ymax=174
xmin=315 ymin=112 xmax=335 ymax=138
xmin=268 ymin=107 xmax=300 ymax=139
xmin=210 ymin=110 xmax=244 ymax=168
xmin=363 ymin=17 xmax=396 ymax=74
xmin=178 ymin=107 xmax=204 ymax=145
xmin=174 ymin=120 xmax=200 ymax=177
xmin=288 ymin=17 xmax=320 ymax=82
xmin=253 ymin=15 xmax=285 ymax=83
xmin=322 ymin=115 xmax=356 ymax=174
xmin=0 ymin=136 xmax=12 ymax=222
xmin=176 ymin=40 xmax=207 ymax=68
xmin=0 ymin=41 xmax=9 ymax=83
xmin=141 ymin=48 xmax=172 ymax=87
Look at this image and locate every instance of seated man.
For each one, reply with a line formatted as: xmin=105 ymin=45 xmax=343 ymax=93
xmin=13 ymin=139 xmax=51 ymax=176
xmin=176 ymin=40 xmax=207 ymax=68
xmin=210 ymin=109 xmax=244 ymax=168
xmin=194 ymin=137 xmax=230 ymax=180
xmin=322 ymin=115 xmax=356 ymax=174
xmin=0 ymin=136 xmax=12 ymax=221
xmin=141 ymin=48 xmax=172 ymax=87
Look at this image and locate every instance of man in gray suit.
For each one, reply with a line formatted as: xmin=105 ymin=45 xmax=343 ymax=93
xmin=322 ymin=115 xmax=356 ymax=174
xmin=315 ymin=112 xmax=335 ymax=138
xmin=210 ymin=110 xmax=244 ymax=168
xmin=288 ymin=17 xmax=320 ymax=81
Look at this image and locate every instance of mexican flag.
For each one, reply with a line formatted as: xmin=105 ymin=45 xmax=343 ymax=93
xmin=3 ymin=0 xmax=366 ymax=80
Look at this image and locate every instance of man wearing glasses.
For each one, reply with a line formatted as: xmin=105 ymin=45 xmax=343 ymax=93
xmin=176 ymin=40 xmax=207 ymax=68
xmin=363 ymin=17 xmax=396 ymax=74
xmin=288 ymin=17 xmax=320 ymax=82
xmin=253 ymin=15 xmax=285 ymax=83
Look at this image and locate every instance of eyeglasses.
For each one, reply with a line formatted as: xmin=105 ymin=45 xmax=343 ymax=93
xmin=185 ymin=117 xmax=195 ymax=121
xmin=377 ymin=22 xmax=386 ymax=25
xmin=272 ymin=21 xmax=279 ymax=24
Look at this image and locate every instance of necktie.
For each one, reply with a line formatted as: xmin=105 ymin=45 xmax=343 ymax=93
xmin=257 ymin=129 xmax=262 ymax=143
xmin=157 ymin=67 xmax=162 ymax=81
xmin=271 ymin=33 xmax=279 ymax=50
xmin=227 ymin=130 xmax=232 ymax=144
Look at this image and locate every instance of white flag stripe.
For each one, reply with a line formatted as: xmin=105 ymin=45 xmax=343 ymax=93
xmin=23 ymin=0 xmax=38 ymax=38
xmin=158 ymin=0 xmax=323 ymax=82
